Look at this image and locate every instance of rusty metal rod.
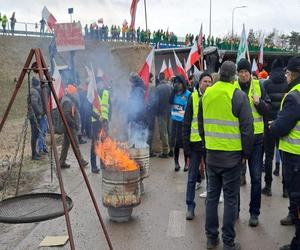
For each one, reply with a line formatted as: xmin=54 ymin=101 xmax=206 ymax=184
xmin=0 ymin=49 xmax=35 ymax=133
xmin=34 ymin=48 xmax=76 ymax=250
xmin=39 ymin=51 xmax=113 ymax=250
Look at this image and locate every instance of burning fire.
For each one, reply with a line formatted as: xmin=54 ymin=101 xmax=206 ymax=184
xmin=95 ymin=131 xmax=139 ymax=171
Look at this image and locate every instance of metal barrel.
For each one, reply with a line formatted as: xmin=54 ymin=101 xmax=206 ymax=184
xmin=102 ymin=167 xmax=141 ymax=209
xmin=128 ymin=147 xmax=150 ymax=179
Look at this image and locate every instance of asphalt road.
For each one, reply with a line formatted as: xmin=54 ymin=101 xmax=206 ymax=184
xmin=0 ymin=141 xmax=294 ymax=250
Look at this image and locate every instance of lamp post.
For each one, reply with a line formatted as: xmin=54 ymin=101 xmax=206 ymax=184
xmin=231 ymin=5 xmax=247 ymax=50
xmin=209 ymin=0 xmax=212 ymax=37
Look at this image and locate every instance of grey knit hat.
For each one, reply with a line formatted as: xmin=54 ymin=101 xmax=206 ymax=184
xmin=219 ymin=61 xmax=236 ymax=78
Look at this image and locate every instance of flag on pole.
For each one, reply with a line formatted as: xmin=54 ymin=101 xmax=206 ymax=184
xmin=173 ymin=51 xmax=189 ymax=82
xmin=185 ymin=39 xmax=200 ymax=72
xmin=168 ymin=59 xmax=174 ymax=80
xmin=160 ymin=60 xmax=173 ymax=80
xmin=50 ymin=61 xmax=64 ymax=110
xmin=251 ymin=58 xmax=259 ymax=75
xmin=258 ymin=35 xmax=265 ymax=67
xmin=236 ymin=24 xmax=247 ymax=64
xmin=138 ymin=48 xmax=154 ymax=98
xmin=197 ymin=24 xmax=204 ymax=71
xmin=86 ymin=65 xmax=101 ymax=112
xmin=42 ymin=6 xmax=57 ymax=30
xmin=130 ymin=0 xmax=140 ymax=29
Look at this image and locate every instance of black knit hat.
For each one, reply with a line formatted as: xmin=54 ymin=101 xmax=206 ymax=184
xmin=237 ymin=58 xmax=251 ymax=73
xmin=174 ymin=75 xmax=187 ymax=85
xmin=287 ymin=56 xmax=300 ymax=73
xmin=271 ymin=58 xmax=284 ymax=70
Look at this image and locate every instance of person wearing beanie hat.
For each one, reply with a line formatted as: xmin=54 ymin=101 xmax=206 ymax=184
xmin=199 ymin=60 xmax=254 ymax=249
xmin=235 ymin=58 xmax=271 ymax=227
xmin=270 ymin=56 xmax=300 ymax=250
xmin=183 ymin=71 xmax=212 ymax=220
xmin=59 ymin=84 xmax=88 ymax=169
xmin=169 ymin=74 xmax=191 ymax=171
xmin=261 ymin=59 xmax=288 ymax=198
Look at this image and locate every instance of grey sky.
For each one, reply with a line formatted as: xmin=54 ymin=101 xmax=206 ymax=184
xmin=0 ymin=0 xmax=299 ymax=38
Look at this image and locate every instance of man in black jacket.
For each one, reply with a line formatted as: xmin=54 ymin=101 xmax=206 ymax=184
xmin=199 ymin=61 xmax=254 ymax=250
xmin=270 ymin=56 xmax=300 ymax=250
xmin=156 ymin=72 xmax=172 ymax=158
xmin=262 ymin=59 xmax=288 ymax=197
xmin=183 ymin=72 xmax=212 ymax=220
xmin=235 ymin=58 xmax=271 ymax=227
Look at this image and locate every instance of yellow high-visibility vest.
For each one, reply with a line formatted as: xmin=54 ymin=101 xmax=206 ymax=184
xmin=190 ymin=91 xmax=202 ymax=142
xmin=279 ymin=83 xmax=300 ymax=155
xmin=203 ymin=81 xmax=242 ymax=151
xmin=234 ymin=79 xmax=264 ymax=134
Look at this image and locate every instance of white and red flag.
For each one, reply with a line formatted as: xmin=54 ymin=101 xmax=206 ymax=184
xmin=138 ymin=48 xmax=154 ymax=98
xmin=185 ymin=39 xmax=200 ymax=72
xmin=251 ymin=58 xmax=259 ymax=75
xmin=42 ymin=6 xmax=57 ymax=30
xmin=96 ymin=67 xmax=109 ymax=87
xmin=173 ymin=51 xmax=189 ymax=82
xmin=50 ymin=61 xmax=64 ymax=110
xmin=168 ymin=59 xmax=174 ymax=80
xmin=258 ymin=35 xmax=265 ymax=69
xmin=160 ymin=60 xmax=173 ymax=80
xmin=130 ymin=0 xmax=140 ymax=29
xmin=86 ymin=65 xmax=101 ymax=112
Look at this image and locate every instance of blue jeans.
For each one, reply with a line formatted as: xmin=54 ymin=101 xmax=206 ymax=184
xmin=38 ymin=115 xmax=48 ymax=152
xmin=248 ymin=143 xmax=263 ymax=216
xmin=186 ymin=149 xmax=204 ymax=210
xmin=205 ymin=163 xmax=241 ymax=246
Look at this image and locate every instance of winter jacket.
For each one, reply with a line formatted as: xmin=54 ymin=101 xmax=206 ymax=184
xmin=183 ymin=90 xmax=204 ymax=155
xmin=156 ymin=80 xmax=172 ymax=116
xmin=198 ymin=87 xmax=254 ymax=167
xmin=263 ymin=68 xmax=288 ymax=121
xmin=29 ymin=86 xmax=44 ymax=121
xmin=61 ymin=94 xmax=79 ymax=131
xmin=128 ymin=80 xmax=147 ymax=125
xmin=271 ymin=76 xmax=300 ymax=139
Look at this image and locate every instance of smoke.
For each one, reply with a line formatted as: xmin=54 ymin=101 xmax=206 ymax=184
xmin=128 ymin=121 xmax=149 ymax=149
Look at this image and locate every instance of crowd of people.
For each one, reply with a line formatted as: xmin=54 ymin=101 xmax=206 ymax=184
xmin=27 ymin=54 xmax=300 ymax=250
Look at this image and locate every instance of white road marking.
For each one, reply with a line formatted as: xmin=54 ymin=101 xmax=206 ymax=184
xmin=167 ymin=210 xmax=186 ymax=238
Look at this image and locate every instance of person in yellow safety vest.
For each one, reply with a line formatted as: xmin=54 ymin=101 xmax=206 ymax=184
xmin=270 ymin=56 xmax=300 ymax=250
xmin=235 ymin=58 xmax=271 ymax=227
xmin=198 ymin=61 xmax=254 ymax=250
xmin=183 ymin=72 xmax=212 ymax=220
xmin=90 ymin=77 xmax=112 ymax=174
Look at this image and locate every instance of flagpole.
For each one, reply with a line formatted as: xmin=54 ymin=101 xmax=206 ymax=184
xmin=144 ymin=0 xmax=148 ymax=41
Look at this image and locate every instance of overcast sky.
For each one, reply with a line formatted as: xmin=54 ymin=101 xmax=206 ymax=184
xmin=0 ymin=0 xmax=299 ymax=38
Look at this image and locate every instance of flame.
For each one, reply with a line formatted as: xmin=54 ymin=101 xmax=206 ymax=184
xmin=95 ymin=131 xmax=138 ymax=171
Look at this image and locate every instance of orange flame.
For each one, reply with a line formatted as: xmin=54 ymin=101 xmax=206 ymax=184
xmin=95 ymin=131 xmax=138 ymax=171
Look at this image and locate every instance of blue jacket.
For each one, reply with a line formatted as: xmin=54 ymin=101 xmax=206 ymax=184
xmin=170 ymin=89 xmax=191 ymax=122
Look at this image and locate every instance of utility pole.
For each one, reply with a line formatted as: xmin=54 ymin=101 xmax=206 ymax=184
xmin=209 ymin=0 xmax=212 ymax=37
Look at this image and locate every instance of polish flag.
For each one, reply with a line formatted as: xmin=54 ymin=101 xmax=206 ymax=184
xmin=251 ymin=58 xmax=259 ymax=75
xmin=130 ymin=0 xmax=140 ymax=29
xmin=96 ymin=67 xmax=109 ymax=87
xmin=185 ymin=39 xmax=200 ymax=72
xmin=258 ymin=35 xmax=265 ymax=70
xmin=50 ymin=61 xmax=64 ymax=110
xmin=86 ymin=65 xmax=101 ymax=112
xmin=138 ymin=48 xmax=154 ymax=98
xmin=168 ymin=59 xmax=174 ymax=80
xmin=160 ymin=59 xmax=173 ymax=80
xmin=173 ymin=51 xmax=189 ymax=83
xmin=42 ymin=6 xmax=57 ymax=30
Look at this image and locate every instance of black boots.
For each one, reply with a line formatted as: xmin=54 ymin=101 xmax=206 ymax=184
xmin=273 ymin=162 xmax=280 ymax=176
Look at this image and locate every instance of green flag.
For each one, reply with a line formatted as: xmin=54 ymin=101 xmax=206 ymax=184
xmin=236 ymin=24 xmax=247 ymax=64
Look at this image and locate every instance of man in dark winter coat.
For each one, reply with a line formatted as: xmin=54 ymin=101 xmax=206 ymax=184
xmin=128 ymin=73 xmax=148 ymax=147
xmin=60 ymin=85 xmax=88 ymax=168
xmin=270 ymin=56 xmax=300 ymax=250
xmin=235 ymin=58 xmax=271 ymax=227
xmin=262 ymin=59 xmax=288 ymax=197
xmin=183 ymin=72 xmax=212 ymax=220
xmin=156 ymin=72 xmax=172 ymax=158
xmin=28 ymin=77 xmax=44 ymax=160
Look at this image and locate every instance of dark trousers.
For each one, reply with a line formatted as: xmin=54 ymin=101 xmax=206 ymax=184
xmin=205 ymin=163 xmax=241 ymax=246
xmin=30 ymin=119 xmax=39 ymax=157
xmin=282 ymin=152 xmax=300 ymax=248
xmin=264 ymin=126 xmax=276 ymax=186
xmin=248 ymin=143 xmax=263 ymax=216
xmin=90 ymin=121 xmax=101 ymax=171
xmin=59 ymin=128 xmax=82 ymax=164
xmin=186 ymin=149 xmax=204 ymax=210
